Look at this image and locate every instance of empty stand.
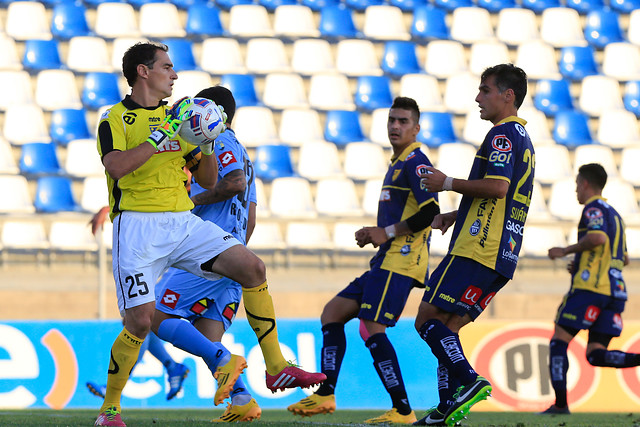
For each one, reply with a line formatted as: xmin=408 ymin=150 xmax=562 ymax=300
xmin=279 ymin=108 xmax=325 ymax=146
xmin=578 ymin=74 xmax=623 ymax=116
xmin=297 ymin=141 xmax=343 ymax=180
xmin=0 ymin=35 xmax=22 ymax=70
xmin=185 ymin=3 xmax=224 ymax=39
xmin=95 ymin=3 xmax=140 ymax=38
xmin=597 ymin=110 xmax=640 ymax=148
xmin=6 ymin=1 xmax=51 ymax=41
xmin=229 ymin=5 xmax=274 ymax=37
xmin=354 ymin=75 xmax=393 ymax=112
xmin=411 ymin=5 xmax=449 ymax=41
xmin=1 ymin=220 xmax=49 ymax=262
xmin=50 ymin=108 xmax=92 ymax=147
xmin=602 ymin=179 xmax=640 ymax=222
xmin=528 ymin=181 xmax=552 ymax=221
xmin=111 ymin=37 xmax=147 ymax=71
xmin=553 ymin=110 xmax=594 ymax=147
xmin=469 ymin=41 xmax=511 ymax=76
xmin=584 ymin=9 xmax=624 ymax=49
xmin=436 ymin=142 xmax=477 ymax=178
xmin=533 ymin=144 xmax=573 ymax=184
xmin=262 ymin=73 xmax=307 ymax=109
xmin=273 ymin=5 xmax=319 ymax=38
xmin=610 ymin=0 xmax=640 ymax=15
xmin=269 ymin=177 xmax=317 ymax=218
xmin=324 ymin=110 xmax=366 ymax=146
xmin=19 ymin=142 xmax=62 ymax=176
xmin=67 ymin=37 xmax=112 ymax=73
xmin=515 ymin=41 xmax=561 ymax=79
xmin=0 ymin=71 xmax=33 ymax=111
xmin=220 ymin=74 xmax=259 ymax=107
xmin=254 ymin=178 xmax=269 ymax=218
xmin=450 ymin=7 xmax=494 ymax=45
xmin=162 ymin=39 xmax=197 ymax=72
xmin=399 ymin=73 xmax=444 ymax=112
xmin=246 ymin=38 xmax=290 ymax=74
xmin=319 ymin=4 xmax=359 ymax=39
xmin=620 ymin=147 xmax=640 ymax=185
xmin=51 ymin=3 xmax=90 ymax=40
xmin=0 ymin=138 xmax=18 ymax=174
xmin=315 ymin=178 xmax=363 ymax=217
xmin=291 ymin=39 xmax=335 ymax=76
xmin=566 ymin=0 xmax=604 ymax=14
xmin=253 ymin=144 xmax=295 ymax=181
xmin=35 ymin=70 xmax=82 ymax=111
xmin=233 ymin=106 xmax=279 ymax=147
xmin=247 ymin=223 xmax=286 ymax=254
xmin=602 ymin=43 xmax=640 ymax=81
xmin=4 ymin=104 xmax=51 ymax=145
xmin=519 ymin=107 xmax=555 ymax=145
xmin=534 ymin=78 xmax=573 ymax=116
xmin=368 ymin=108 xmax=391 ymax=145
xmin=522 ymin=225 xmax=567 ymax=257
xmin=496 ymin=8 xmax=539 ymax=46
xmin=139 ymin=3 xmax=186 ymax=38
xmin=285 ymin=222 xmax=332 ymax=266
xmin=0 ymin=175 xmax=35 ymax=214
xmin=558 ymin=45 xmax=599 ymax=81
xmin=548 ymin=178 xmax=583 ymax=220
xmin=65 ymin=139 xmax=105 ymax=178
xmin=80 ymin=176 xmax=109 ymax=213
xmin=343 ymin=142 xmax=388 ymax=180
xmin=362 ymin=178 xmax=383 ymax=216
xmin=82 ymin=72 xmax=123 ymax=110
xmin=521 ymin=0 xmax=561 ymax=14
xmin=308 ymin=73 xmax=355 ymax=110
xmin=169 ymin=71 xmax=212 ymax=103
xmin=630 ymin=10 xmax=640 ymax=46
xmin=49 ymin=221 xmax=98 ymax=255
xmin=418 ymin=111 xmax=457 ymax=147
xmin=23 ymin=39 xmax=62 ymax=72
xmin=332 ymin=222 xmax=377 ymax=259
xmin=540 ymin=7 xmax=587 ymax=47
xmin=624 ymin=81 xmax=640 ymax=117
xmin=363 ymin=5 xmax=409 ymax=40
xmin=336 ymin=39 xmax=382 ymax=76
xmin=381 ymin=41 xmax=422 ymax=77
xmin=425 ymin=40 xmax=467 ymax=79
xmin=462 ymin=111 xmax=495 ymax=146
xmin=573 ymin=144 xmax=618 ymax=178
xmin=200 ymin=39 xmax=246 ymax=75
xmin=477 ymin=0 xmax=517 ymax=12
xmin=444 ymin=72 xmax=481 ymax=115
xmin=34 ymin=176 xmax=80 ymax=213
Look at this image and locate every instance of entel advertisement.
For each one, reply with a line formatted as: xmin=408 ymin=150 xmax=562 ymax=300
xmin=2 ymin=319 xmax=640 ymax=412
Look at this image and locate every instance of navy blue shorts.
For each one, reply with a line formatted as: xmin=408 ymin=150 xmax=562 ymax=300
xmin=555 ymin=289 xmax=625 ymax=336
xmin=337 ymin=267 xmax=417 ymax=327
xmin=421 ymin=254 xmax=509 ymax=320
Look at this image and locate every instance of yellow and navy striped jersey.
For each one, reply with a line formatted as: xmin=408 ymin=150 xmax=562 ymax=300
xmin=374 ymin=142 xmax=439 ymax=282
xmin=571 ymin=196 xmax=627 ymax=299
xmin=449 ymin=117 xmax=534 ymax=279
xmin=97 ymin=96 xmax=200 ymax=220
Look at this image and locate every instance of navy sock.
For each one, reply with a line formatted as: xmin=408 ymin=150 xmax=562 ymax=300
xmin=366 ymin=333 xmax=411 ymax=416
xmin=418 ymin=319 xmax=477 ymax=385
xmin=436 ymin=362 xmax=461 ymax=414
xmin=316 ymin=322 xmax=346 ymax=396
xmin=587 ymin=348 xmax=640 ymax=368
xmin=146 ymin=332 xmax=177 ymax=371
xmin=549 ymin=339 xmax=569 ymax=408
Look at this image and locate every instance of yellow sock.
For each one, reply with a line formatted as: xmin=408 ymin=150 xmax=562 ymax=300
xmin=100 ymin=327 xmax=143 ymax=413
xmin=242 ymin=281 xmax=287 ymax=374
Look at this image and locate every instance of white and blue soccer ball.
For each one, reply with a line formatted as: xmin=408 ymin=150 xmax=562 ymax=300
xmin=178 ymin=97 xmax=226 ymax=146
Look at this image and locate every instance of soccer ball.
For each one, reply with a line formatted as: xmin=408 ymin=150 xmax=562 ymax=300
xmin=178 ymin=97 xmax=226 ymax=146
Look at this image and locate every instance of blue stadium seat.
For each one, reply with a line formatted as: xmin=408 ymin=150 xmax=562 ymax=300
xmin=216 ymin=0 xmax=254 ymax=11
xmin=319 ymin=5 xmax=359 ymax=39
xmin=172 ymin=0 xmax=208 ymax=9
xmin=381 ymin=41 xmax=422 ymax=78
xmin=41 ymin=0 xmax=79 ymax=7
xmin=433 ymin=0 xmax=474 ymax=12
xmin=20 ymin=142 xmax=62 ymax=176
xmin=34 ymin=176 xmax=80 ymax=213
xmin=584 ymin=9 xmax=624 ymax=49
xmin=324 ymin=110 xmax=365 ymax=147
xmin=624 ymin=81 xmax=640 ymax=117
xmin=417 ymin=112 xmax=457 ymax=147
xmin=23 ymin=39 xmax=62 ymax=72
xmin=521 ymin=0 xmax=561 ymax=14
xmin=220 ymin=74 xmax=260 ymax=107
xmin=477 ymin=0 xmax=517 ymax=13
xmin=128 ymin=0 xmax=165 ymax=9
xmin=302 ymin=0 xmax=340 ymax=11
xmin=260 ymin=0 xmax=297 ymax=11
xmin=354 ymin=76 xmax=393 ymax=112
xmin=185 ymin=3 xmax=224 ymax=38
xmin=389 ymin=0 xmax=428 ymax=11
xmin=83 ymin=0 xmax=126 ymax=7
xmin=553 ymin=110 xmax=594 ymax=148
xmin=162 ymin=39 xmax=197 ymax=71
xmin=411 ymin=5 xmax=449 ymax=40
xmin=345 ymin=0 xmax=385 ymax=12
xmin=559 ymin=45 xmax=599 ymax=80
xmin=610 ymin=0 xmax=640 ymax=13
xmin=82 ymin=72 xmax=121 ymax=110
xmin=254 ymin=144 xmax=295 ymax=181
xmin=50 ymin=108 xmax=92 ymax=146
xmin=51 ymin=3 xmax=90 ymax=40
xmin=534 ymin=78 xmax=574 ymax=117
xmin=565 ymin=0 xmax=604 ymax=14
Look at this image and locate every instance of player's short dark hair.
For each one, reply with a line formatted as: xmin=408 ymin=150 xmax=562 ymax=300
xmin=578 ymin=163 xmax=607 ymax=190
xmin=481 ymin=64 xmax=528 ymax=109
xmin=391 ymin=96 xmax=420 ymax=123
xmin=196 ymin=86 xmax=236 ymax=124
xmin=122 ymin=42 xmax=168 ymax=87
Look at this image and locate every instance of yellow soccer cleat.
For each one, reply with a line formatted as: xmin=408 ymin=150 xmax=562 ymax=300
xmin=364 ymin=408 xmax=417 ymax=424
xmin=212 ymin=398 xmax=262 ymax=423
xmin=213 ymin=355 xmax=247 ymax=405
xmin=287 ymin=393 xmax=336 ymax=417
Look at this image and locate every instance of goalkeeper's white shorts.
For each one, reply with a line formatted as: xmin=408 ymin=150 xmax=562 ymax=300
xmin=111 ymin=210 xmax=240 ymax=315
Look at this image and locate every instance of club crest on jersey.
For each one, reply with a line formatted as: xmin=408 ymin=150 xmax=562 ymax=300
xmin=218 ymin=151 xmax=237 ymax=167
xmin=392 ymin=170 xmax=401 ymax=181
xmin=400 ymin=245 xmax=411 ymax=255
xmin=469 ymin=219 xmax=481 ymax=236
xmin=515 ymin=123 xmax=526 ymax=136
xmin=160 ymin=289 xmax=180 ymax=309
xmin=491 ymin=135 xmax=512 ymax=152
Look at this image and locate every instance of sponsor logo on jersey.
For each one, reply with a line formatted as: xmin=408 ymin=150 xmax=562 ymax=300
xmin=585 ymin=305 xmax=601 ymax=323
xmin=438 ymin=293 xmax=455 ymax=303
xmin=416 ymin=164 xmax=429 ymax=177
xmin=189 ymin=298 xmax=211 ymax=316
xmin=400 ymin=245 xmax=411 ymax=255
xmin=123 ymin=112 xmax=136 ymax=125
xmin=479 ymin=292 xmax=496 ymax=309
xmin=156 ymin=140 xmax=181 ymax=153
xmin=148 ymin=116 xmax=161 ymax=123
xmin=501 ymin=248 xmax=519 ymax=263
xmin=613 ymin=313 xmax=623 ymax=330
xmin=160 ymin=289 xmax=180 ymax=309
xmin=461 ymin=285 xmax=482 ymax=305
xmin=100 ymin=109 xmax=111 ymax=120
xmin=585 ymin=207 xmax=604 ymax=228
xmin=222 ymin=302 xmax=237 ymax=321
xmin=223 ymin=234 xmax=233 ymax=241
xmin=491 ymin=135 xmax=512 ymax=152
xmin=508 ymin=235 xmax=517 ymax=251
xmin=380 ymin=189 xmax=391 ymax=201
xmin=506 ymin=220 xmax=524 ymax=236
xmin=470 ymin=219 xmax=481 ymax=236
xmin=218 ymin=151 xmax=237 ymax=167
xmin=515 ymin=123 xmax=526 ymax=136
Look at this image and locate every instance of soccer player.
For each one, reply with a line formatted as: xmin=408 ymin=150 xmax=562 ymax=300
xmin=541 ymin=163 xmax=640 ymax=415
xmin=287 ymin=97 xmax=440 ymax=425
xmin=94 ymin=42 xmax=324 ymax=427
xmin=416 ymin=64 xmax=533 ymax=426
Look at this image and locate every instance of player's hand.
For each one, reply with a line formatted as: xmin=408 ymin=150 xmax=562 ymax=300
xmin=146 ymin=98 xmax=195 ymax=151
xmin=89 ymin=206 xmax=110 ymax=236
xmin=201 ymin=142 xmax=214 ymax=155
xmin=168 ymin=96 xmax=195 ymax=122
xmin=566 ymin=259 xmax=574 ymax=273
xmin=431 ymin=212 xmax=456 ymax=233
xmin=420 ymin=166 xmax=446 ymax=192
xmin=218 ymin=105 xmax=228 ymax=126
xmin=355 ymin=227 xmax=372 ymax=247
xmin=548 ymin=247 xmax=566 ymax=260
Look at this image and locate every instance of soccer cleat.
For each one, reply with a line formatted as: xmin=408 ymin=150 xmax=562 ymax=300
xmin=444 ymin=376 xmax=492 ymax=426
xmin=214 ymin=355 xmax=247 ymax=405
xmin=212 ymin=398 xmax=262 ymax=422
xmin=86 ymin=382 xmax=106 ymax=399
xmin=95 ymin=406 xmax=126 ymax=427
xmin=166 ymin=363 xmax=190 ymax=401
xmin=288 ymin=393 xmax=336 ymax=417
xmin=538 ymin=404 xmax=571 ymax=415
xmin=413 ymin=407 xmax=448 ymax=426
xmin=265 ymin=362 xmax=327 ymax=392
xmin=364 ymin=408 xmax=417 ymax=424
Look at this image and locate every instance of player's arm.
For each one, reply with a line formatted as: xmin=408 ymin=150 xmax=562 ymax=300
xmin=190 ymin=152 xmax=218 ymax=190
xmin=246 ymin=201 xmax=257 ymax=243
xmin=191 ymin=169 xmax=246 ymax=205
xmin=99 ymin=120 xmax=157 ymax=180
xmin=548 ymin=231 xmax=607 ymax=259
xmin=420 ymin=165 xmax=509 ymax=199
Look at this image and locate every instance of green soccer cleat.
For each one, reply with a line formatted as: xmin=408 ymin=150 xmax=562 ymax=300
xmin=444 ymin=376 xmax=492 ymax=426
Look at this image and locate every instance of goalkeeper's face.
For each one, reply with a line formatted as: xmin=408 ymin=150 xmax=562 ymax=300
xmin=146 ymin=50 xmax=178 ymax=100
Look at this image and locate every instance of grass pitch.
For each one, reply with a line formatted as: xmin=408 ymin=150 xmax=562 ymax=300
xmin=0 ymin=409 xmax=638 ymax=427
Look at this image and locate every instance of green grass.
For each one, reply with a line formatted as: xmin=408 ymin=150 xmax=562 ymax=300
xmin=0 ymin=410 xmax=639 ymax=427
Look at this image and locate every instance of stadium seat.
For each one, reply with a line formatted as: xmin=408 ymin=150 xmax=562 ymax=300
xmin=19 ymin=142 xmax=62 ymax=176
xmin=518 ymin=107 xmax=555 ymax=145
xmin=345 ymin=0 xmax=385 ymax=11
xmin=95 ymin=3 xmax=139 ymax=39
xmin=361 ymin=178 xmax=383 ymax=216
xmin=332 ymin=222 xmax=377 ymax=259
xmin=625 ymin=227 xmax=640 ymax=258
xmin=437 ymin=143 xmax=477 ymax=178
xmin=111 ymin=37 xmax=146 ymax=71
xmin=574 ymin=144 xmax=618 ymax=178
xmin=602 ymin=43 xmax=640 ymax=81
xmin=336 ymin=39 xmax=382 ymax=76
xmin=35 ymin=69 xmax=82 ymax=111
xmin=565 ymin=0 xmax=604 ymax=14
xmin=220 ymin=74 xmax=259 ymax=108
xmin=558 ymin=45 xmax=599 ymax=81
xmin=161 ymin=39 xmax=197 ymax=72
xmin=515 ymin=41 xmax=561 ymax=80
xmin=4 ymin=105 xmax=51 ymax=145
xmin=254 ymin=178 xmax=269 ymax=218
xmin=260 ymin=0 xmax=298 ymax=12
xmin=308 ymin=73 xmax=355 ymax=111
xmin=444 ymin=73 xmax=480 ymax=115
xmin=82 ymin=72 xmax=122 ymax=110
xmin=620 ymin=146 xmax=640 ymax=185
xmin=324 ymin=110 xmax=366 ymax=146
xmin=34 ymin=176 xmax=80 ymax=213
xmin=233 ymin=106 xmax=279 ymax=147
xmin=0 ymin=35 xmax=22 ymax=71
xmin=630 ymin=10 xmax=640 ymax=46
xmin=496 ymin=8 xmax=539 ymax=46
xmin=597 ymin=110 xmax=640 ymax=148
xmin=245 ymin=38 xmax=290 ymax=74
xmin=67 ymin=36 xmax=112 ymax=72
xmin=533 ymin=144 xmax=572 ymax=184
xmin=216 ymin=0 xmax=254 ymax=10
xmin=269 ymin=177 xmax=317 ymax=218
xmin=548 ymin=179 xmax=583 ymax=220
xmin=51 ymin=3 xmax=90 ymax=40
xmin=200 ymin=38 xmax=246 ymax=75
xmin=433 ymin=0 xmax=474 ymax=11
xmin=389 ymin=0 xmax=428 ymax=10
xmin=168 ymin=71 xmax=212 ymax=104
xmin=368 ymin=108 xmax=392 ymax=145
xmin=343 ymin=142 xmax=388 ymax=180
xmin=381 ymin=41 xmax=422 ymax=78
xmin=553 ymin=110 xmax=594 ymax=147
xmin=469 ymin=41 xmax=510 ymax=76
xmin=354 ymin=75 xmax=393 ymax=112
xmin=540 ymin=7 xmax=587 ymax=48
xmin=610 ymin=0 xmax=640 ymax=13
xmin=462 ymin=111 xmax=494 ymax=146
xmin=284 ymin=222 xmax=332 ymax=267
xmin=425 ymin=40 xmax=467 ymax=79
xmin=49 ymin=220 xmax=98 ymax=254
xmin=273 ymin=5 xmax=319 ymax=38
xmin=65 ymin=139 xmax=105 ymax=178
xmin=263 ymin=73 xmax=308 ymax=109
xmin=521 ymin=0 xmax=561 ymax=14
xmin=319 ymin=5 xmax=359 ymax=39
xmin=1 ymin=220 xmax=49 ymax=261
xmin=297 ymin=141 xmax=343 ymax=180
xmin=291 ymin=39 xmax=335 ymax=76
xmin=411 ymin=5 xmax=449 ymax=41
xmin=303 ymin=0 xmax=340 ymax=11
xmin=584 ymin=9 xmax=624 ymax=49
xmin=363 ymin=5 xmax=410 ymax=40
xmin=279 ymin=109 xmax=325 ymax=146
xmin=185 ymin=3 xmax=224 ymax=39
xmin=417 ymin=111 xmax=457 ymax=147
xmin=0 ymin=137 xmax=18 ymax=174
xmin=450 ymin=7 xmax=494 ymax=45
xmin=316 ymin=178 xmax=363 ymax=217
xmin=0 ymin=71 xmax=33 ymax=111
xmin=6 ymin=1 xmax=52 ymax=40
xmin=0 ymin=175 xmax=35 ymax=214
xmin=534 ymin=78 xmax=573 ymax=117
xmin=579 ymin=75 xmax=623 ymax=117
xmin=23 ymin=39 xmax=62 ymax=72
xmin=476 ymin=0 xmax=516 ymax=13
xmin=50 ymin=108 xmax=91 ymax=146
xmin=253 ymin=144 xmax=295 ymax=181
xmin=140 ymin=3 xmax=186 ymax=38
xmin=522 ymin=226 xmax=567 ymax=257
xmin=624 ymin=81 xmax=640 ymax=117
xmin=399 ymin=74 xmax=443 ymax=112
xmin=247 ymin=223 xmax=285 ymax=256
xmin=602 ymin=180 xmax=640 ymax=222
xmin=228 ymin=5 xmax=274 ymax=37
xmin=527 ymin=181 xmax=551 ymax=221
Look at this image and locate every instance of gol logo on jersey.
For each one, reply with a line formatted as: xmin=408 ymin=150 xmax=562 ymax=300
xmin=491 ymin=135 xmax=512 ymax=152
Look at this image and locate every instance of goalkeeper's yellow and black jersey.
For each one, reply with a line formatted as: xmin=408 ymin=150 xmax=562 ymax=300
xmin=97 ymin=95 xmax=200 ymax=221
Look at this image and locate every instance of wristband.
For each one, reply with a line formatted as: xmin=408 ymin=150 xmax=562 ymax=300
xmin=443 ymin=176 xmax=454 ymax=191
xmin=385 ymin=224 xmax=396 ymax=239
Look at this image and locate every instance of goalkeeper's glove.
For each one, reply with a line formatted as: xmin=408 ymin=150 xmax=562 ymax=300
xmin=200 ymin=105 xmax=228 ymax=156
xmin=146 ymin=97 xmax=195 ymax=151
